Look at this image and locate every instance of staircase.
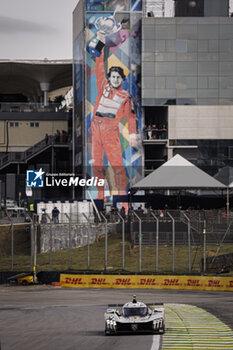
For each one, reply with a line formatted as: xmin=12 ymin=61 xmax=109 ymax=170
xmin=0 ymin=135 xmax=69 ymax=170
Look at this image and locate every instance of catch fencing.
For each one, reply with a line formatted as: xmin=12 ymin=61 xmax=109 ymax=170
xmin=0 ymin=209 xmax=232 ymax=275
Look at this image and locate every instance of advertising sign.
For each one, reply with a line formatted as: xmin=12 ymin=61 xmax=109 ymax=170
xmin=60 ymin=274 xmax=233 ymax=291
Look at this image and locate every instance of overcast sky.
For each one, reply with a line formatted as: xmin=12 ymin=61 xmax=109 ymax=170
xmin=1 ymin=0 xmax=233 ymax=60
xmin=0 ymin=0 xmax=78 ymax=60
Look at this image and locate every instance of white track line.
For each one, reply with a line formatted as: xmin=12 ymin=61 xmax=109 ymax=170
xmin=151 ymin=335 xmax=161 ymax=350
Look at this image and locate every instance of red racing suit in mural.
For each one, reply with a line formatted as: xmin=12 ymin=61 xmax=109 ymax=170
xmin=90 ymin=52 xmax=137 ymax=199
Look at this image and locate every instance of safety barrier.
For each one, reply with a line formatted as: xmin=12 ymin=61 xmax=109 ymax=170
xmin=60 ymin=274 xmax=233 ymax=291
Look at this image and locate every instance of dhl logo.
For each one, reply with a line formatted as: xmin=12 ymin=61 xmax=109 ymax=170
xmin=163 ymin=279 xmax=180 ymax=286
xmin=187 ymin=279 xmax=201 ymax=287
xmin=91 ymin=278 xmax=108 ymax=285
xmin=114 ymin=278 xmax=132 ymax=285
xmin=208 ymin=280 xmax=221 ymax=287
xmin=139 ymin=278 xmax=157 ymax=286
xmin=227 ymin=281 xmax=233 ymax=288
xmin=65 ymin=277 xmax=84 ymax=285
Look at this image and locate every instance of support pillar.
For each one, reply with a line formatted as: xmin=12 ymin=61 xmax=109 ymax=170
xmin=40 ymin=82 xmax=50 ymax=106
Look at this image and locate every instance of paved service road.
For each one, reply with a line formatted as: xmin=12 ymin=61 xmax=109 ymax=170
xmin=0 ymin=285 xmax=232 ymax=350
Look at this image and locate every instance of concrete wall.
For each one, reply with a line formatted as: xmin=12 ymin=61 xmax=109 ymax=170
xmin=169 ymin=105 xmax=233 ymax=139
xmin=0 ymin=119 xmax=68 ymax=152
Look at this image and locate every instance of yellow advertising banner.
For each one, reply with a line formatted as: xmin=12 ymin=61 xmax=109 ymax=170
xmin=60 ymin=274 xmax=233 ymax=291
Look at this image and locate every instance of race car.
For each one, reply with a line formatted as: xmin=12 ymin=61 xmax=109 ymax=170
xmin=8 ymin=273 xmax=38 ymax=285
xmin=104 ymin=295 xmax=165 ymax=335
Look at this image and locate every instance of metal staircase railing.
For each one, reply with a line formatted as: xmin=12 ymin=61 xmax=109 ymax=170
xmin=0 ymin=135 xmax=69 ymax=170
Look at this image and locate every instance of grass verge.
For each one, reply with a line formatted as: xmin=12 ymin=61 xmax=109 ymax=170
xmin=0 ymin=233 xmax=232 ymax=275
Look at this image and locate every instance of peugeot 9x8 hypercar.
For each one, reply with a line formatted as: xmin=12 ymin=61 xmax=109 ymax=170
xmin=104 ymin=295 xmax=165 ymax=335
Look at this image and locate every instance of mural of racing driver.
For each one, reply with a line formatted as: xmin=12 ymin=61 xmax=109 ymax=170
xmin=89 ymin=31 xmax=138 ymax=200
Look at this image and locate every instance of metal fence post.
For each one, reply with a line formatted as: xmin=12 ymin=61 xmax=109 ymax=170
xmin=65 ymin=213 xmax=72 ymax=269
xmin=167 ymin=212 xmax=175 ymax=273
xmin=22 ymin=210 xmax=34 ymax=271
xmin=150 ymin=211 xmax=159 ymax=273
xmin=100 ymin=212 xmax=108 ymax=271
xmin=11 ymin=223 xmax=14 ymax=271
xmin=203 ymin=218 xmax=206 ymax=273
xmin=116 ymin=211 xmax=125 ymax=270
xmin=34 ymin=222 xmax=37 ymax=282
xmin=49 ymin=216 xmax=53 ymax=271
xmin=30 ymin=222 xmax=34 ymax=272
xmin=182 ymin=212 xmax=191 ymax=273
xmin=82 ymin=213 xmax=91 ymax=269
xmin=31 ymin=214 xmax=38 ymax=280
xmin=133 ymin=211 xmax=142 ymax=273
xmin=5 ymin=211 xmax=14 ymax=271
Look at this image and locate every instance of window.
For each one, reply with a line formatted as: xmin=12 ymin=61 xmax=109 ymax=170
xmin=9 ymin=122 xmax=19 ymax=127
xmin=176 ymin=40 xmax=187 ymax=53
xmin=123 ymin=307 xmax=147 ymax=317
xmin=30 ymin=122 xmax=39 ymax=127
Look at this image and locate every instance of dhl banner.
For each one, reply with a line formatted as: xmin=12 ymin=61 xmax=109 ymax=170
xmin=60 ymin=274 xmax=233 ymax=291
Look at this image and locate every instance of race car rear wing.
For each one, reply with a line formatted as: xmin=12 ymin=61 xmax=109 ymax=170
xmin=107 ymin=303 xmax=164 ymax=308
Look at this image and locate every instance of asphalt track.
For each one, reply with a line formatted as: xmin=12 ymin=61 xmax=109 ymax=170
xmin=0 ymin=285 xmax=232 ymax=350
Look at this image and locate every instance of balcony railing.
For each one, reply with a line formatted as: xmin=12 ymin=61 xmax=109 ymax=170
xmin=0 ymin=102 xmax=66 ymax=113
xmin=142 ymin=128 xmax=168 ymax=140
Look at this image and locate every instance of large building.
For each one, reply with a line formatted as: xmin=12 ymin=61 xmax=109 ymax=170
xmin=0 ymin=60 xmax=73 ymax=202
xmin=73 ymin=0 xmax=233 ymax=205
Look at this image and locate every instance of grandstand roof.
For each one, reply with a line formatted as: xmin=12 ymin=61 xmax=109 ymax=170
xmin=0 ymin=59 xmax=72 ymax=100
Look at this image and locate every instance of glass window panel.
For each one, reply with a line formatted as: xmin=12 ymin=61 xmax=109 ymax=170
xmin=198 ymin=40 xmax=209 ymax=52
xmin=177 ymin=77 xmax=197 ymax=89
xmin=198 ymin=62 xmax=218 ymax=76
xmin=209 ymin=40 xmax=219 ymax=52
xmin=177 ymin=62 xmax=197 ymax=76
xmin=166 ymin=77 xmax=176 ymax=89
xmin=155 ymin=62 xmax=176 ymax=76
xmin=176 ymin=40 xmax=187 ymax=53
xmin=155 ymin=25 xmax=176 ymax=39
xmin=177 ymin=25 xmax=198 ymax=39
xmin=198 ymin=25 xmax=219 ymax=39
xmin=187 ymin=40 xmax=198 ymax=52
xmin=142 ymin=25 xmax=155 ymax=40
xmin=198 ymin=77 xmax=208 ymax=89
xmin=142 ymin=40 xmax=155 ymax=52
xmin=166 ymin=40 xmax=176 ymax=52
xmin=156 ymin=53 xmax=176 ymax=61
xmin=208 ymin=77 xmax=219 ymax=89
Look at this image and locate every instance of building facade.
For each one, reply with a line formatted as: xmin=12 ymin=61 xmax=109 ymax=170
xmin=0 ymin=60 xmax=72 ymax=202
xmin=142 ymin=15 xmax=233 ymax=177
xmin=73 ymin=0 xmax=143 ymax=202
xmin=73 ymin=0 xmax=233 ymax=201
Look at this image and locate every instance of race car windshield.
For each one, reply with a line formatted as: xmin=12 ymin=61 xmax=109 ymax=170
xmin=123 ymin=307 xmax=147 ymax=317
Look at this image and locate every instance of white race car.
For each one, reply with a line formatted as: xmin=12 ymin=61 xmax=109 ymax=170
xmin=104 ymin=295 xmax=165 ymax=335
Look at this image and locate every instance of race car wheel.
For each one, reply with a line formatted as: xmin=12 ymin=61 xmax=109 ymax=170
xmin=22 ymin=280 xmax=28 ymax=286
xmin=105 ymin=323 xmax=111 ymax=336
xmin=160 ymin=321 xmax=165 ymax=334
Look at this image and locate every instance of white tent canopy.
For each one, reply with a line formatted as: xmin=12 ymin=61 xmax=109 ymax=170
xmin=132 ymin=155 xmax=226 ymax=190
